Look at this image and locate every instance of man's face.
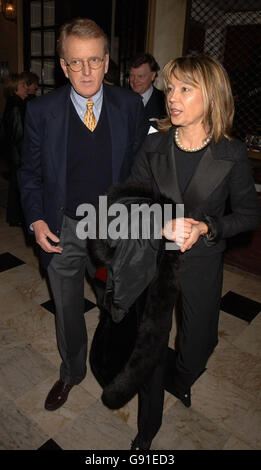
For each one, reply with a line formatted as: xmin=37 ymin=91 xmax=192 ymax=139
xmin=16 ymin=80 xmax=28 ymax=100
xmin=60 ymin=35 xmax=109 ymax=98
xmin=129 ymin=63 xmax=156 ymax=95
xmin=28 ymin=82 xmax=38 ymax=94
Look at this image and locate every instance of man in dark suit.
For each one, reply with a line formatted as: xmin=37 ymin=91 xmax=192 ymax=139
xmin=129 ymin=53 xmax=166 ymax=123
xmin=19 ymin=18 xmax=147 ymax=411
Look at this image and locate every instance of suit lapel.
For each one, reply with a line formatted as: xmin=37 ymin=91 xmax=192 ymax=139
xmin=103 ymin=85 xmax=128 ymax=183
xmin=149 ymin=130 xmax=183 ymax=204
xmin=183 ymin=143 xmax=235 ymax=212
xmin=47 ymin=85 xmax=71 ymax=187
xmin=149 ymin=131 xmax=235 ymax=211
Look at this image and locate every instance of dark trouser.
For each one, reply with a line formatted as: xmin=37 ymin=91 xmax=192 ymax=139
xmin=173 ymin=253 xmax=224 ymax=392
xmin=47 ymin=215 xmax=96 ymax=385
xmin=135 ymin=288 xmax=170 ymax=444
xmin=137 ymin=346 xmax=168 ymax=444
xmin=136 ymin=254 xmax=223 ymax=443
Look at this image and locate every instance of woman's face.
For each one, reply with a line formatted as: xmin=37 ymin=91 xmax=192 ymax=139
xmin=15 ymin=80 xmax=28 ymax=100
xmin=166 ymin=73 xmax=205 ymax=131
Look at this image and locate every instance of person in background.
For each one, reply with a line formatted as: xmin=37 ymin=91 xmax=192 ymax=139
xmin=2 ymin=73 xmax=28 ymax=226
xmin=19 ymin=18 xmax=147 ymax=413
xmin=20 ymin=71 xmax=39 ymax=101
xmin=127 ymin=54 xmax=261 ymax=450
xmin=129 ymin=52 xmax=166 ymax=123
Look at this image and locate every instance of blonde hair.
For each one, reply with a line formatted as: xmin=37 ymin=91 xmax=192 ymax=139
xmin=158 ymin=55 xmax=234 ymax=142
xmin=57 ymin=17 xmax=109 ymax=58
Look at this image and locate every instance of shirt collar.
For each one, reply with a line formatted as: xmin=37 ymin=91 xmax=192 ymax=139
xmin=70 ymin=84 xmax=103 ymax=113
xmin=141 ymin=85 xmax=153 ymax=107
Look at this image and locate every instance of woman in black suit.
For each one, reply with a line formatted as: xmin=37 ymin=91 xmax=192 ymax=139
xmin=3 ymin=73 xmax=28 ymax=226
xmin=128 ymin=55 xmax=261 ymax=449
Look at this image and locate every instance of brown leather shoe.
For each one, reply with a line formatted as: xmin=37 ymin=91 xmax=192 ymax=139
xmin=44 ymin=380 xmax=73 ymax=411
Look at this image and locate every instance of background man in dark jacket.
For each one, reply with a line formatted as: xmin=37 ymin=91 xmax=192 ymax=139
xmin=19 ymin=18 xmax=147 ymax=412
xmin=129 ymin=53 xmax=166 ymax=123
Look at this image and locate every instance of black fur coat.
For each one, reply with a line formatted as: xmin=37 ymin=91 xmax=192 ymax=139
xmin=89 ymin=183 xmax=180 ymax=409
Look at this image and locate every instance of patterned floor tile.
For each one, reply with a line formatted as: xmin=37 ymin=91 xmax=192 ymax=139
xmin=220 ymin=291 xmax=261 ymax=322
xmin=0 ymin=252 xmax=25 ymax=273
xmin=38 ymin=439 xmax=63 ymax=450
xmin=53 ymin=400 xmax=133 ymax=450
xmin=40 ymin=299 xmax=58 ymax=315
xmin=41 ymin=298 xmax=96 ymax=315
xmin=0 ymin=344 xmax=56 ymax=400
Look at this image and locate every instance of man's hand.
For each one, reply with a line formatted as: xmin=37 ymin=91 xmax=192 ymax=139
xmin=32 ymin=220 xmax=63 ymax=254
xmin=162 ymin=218 xmax=199 ymax=246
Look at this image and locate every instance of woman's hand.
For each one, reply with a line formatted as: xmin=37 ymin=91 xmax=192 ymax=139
xmin=179 ymin=221 xmax=208 ymax=252
xmin=162 ymin=218 xmax=199 ymax=245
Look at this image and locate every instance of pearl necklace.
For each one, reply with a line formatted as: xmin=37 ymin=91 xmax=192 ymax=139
xmin=175 ymin=128 xmax=212 ymax=152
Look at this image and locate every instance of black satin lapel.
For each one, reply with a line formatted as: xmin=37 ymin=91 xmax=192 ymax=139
xmin=150 ymin=140 xmax=183 ymax=204
xmin=183 ymin=146 xmax=234 ymax=212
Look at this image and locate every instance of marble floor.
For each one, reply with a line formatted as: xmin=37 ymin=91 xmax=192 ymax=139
xmin=0 ymin=173 xmax=261 ymax=451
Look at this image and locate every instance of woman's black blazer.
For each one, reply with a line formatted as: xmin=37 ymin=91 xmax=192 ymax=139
xmin=128 ymin=128 xmax=261 ymax=257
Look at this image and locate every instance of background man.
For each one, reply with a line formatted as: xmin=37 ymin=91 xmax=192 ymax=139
xmin=129 ymin=53 xmax=166 ymax=123
xmin=19 ymin=18 xmax=147 ymax=412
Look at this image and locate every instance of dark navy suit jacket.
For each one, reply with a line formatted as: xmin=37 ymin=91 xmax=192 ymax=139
xmin=19 ymin=83 xmax=148 ymax=267
xmin=144 ymin=86 xmax=166 ymax=121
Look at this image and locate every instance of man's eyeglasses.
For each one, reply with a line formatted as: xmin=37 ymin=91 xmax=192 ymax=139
xmin=63 ymin=57 xmax=105 ymax=72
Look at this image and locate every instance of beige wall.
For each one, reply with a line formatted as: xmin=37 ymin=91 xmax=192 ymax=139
xmin=147 ymin=0 xmax=187 ymax=89
xmin=0 ymin=0 xmax=23 ymax=117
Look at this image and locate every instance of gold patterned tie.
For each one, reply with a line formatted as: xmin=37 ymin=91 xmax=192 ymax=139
xmin=84 ymin=99 xmax=97 ymax=132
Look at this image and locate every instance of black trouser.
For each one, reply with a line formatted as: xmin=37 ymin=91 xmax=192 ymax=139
xmin=173 ymin=253 xmax=223 ymax=392
xmin=137 ymin=346 xmax=169 ymax=444
xmin=47 ymin=215 xmax=96 ymax=385
xmin=135 ymin=288 xmax=170 ymax=444
xmin=136 ymin=253 xmax=223 ymax=443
